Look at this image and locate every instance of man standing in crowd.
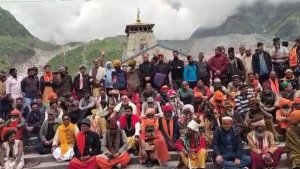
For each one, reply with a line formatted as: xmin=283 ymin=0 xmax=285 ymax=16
xmin=252 ymin=42 xmax=272 ymax=84
xmin=208 ymin=46 xmax=229 ymax=87
xmin=153 ymin=54 xmax=170 ymax=89
xmin=21 ymin=67 xmax=40 ymax=109
xmin=90 ymin=59 xmax=106 ymax=97
xmin=104 ymin=61 xmax=114 ymax=93
xmin=290 ymin=38 xmax=300 ymax=77
xmin=227 ymin=47 xmax=245 ymax=82
xmin=73 ymin=65 xmax=91 ymax=100
xmin=6 ymin=68 xmax=22 ymax=101
xmin=242 ymin=48 xmax=253 ymax=79
xmin=0 ymin=71 xmax=10 ymax=121
xmin=139 ymin=53 xmax=154 ymax=89
xmin=270 ymin=37 xmax=289 ymax=78
xmin=53 ymin=66 xmax=73 ymax=98
xmin=184 ymin=56 xmax=198 ymax=88
xmin=169 ymin=50 xmax=184 ymax=90
xmin=196 ymin=52 xmax=210 ymax=86
xmin=112 ymin=60 xmax=127 ymax=91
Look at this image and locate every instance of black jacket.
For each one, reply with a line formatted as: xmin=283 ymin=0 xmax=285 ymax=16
xmin=73 ymin=73 xmax=91 ymax=92
xmin=252 ymin=51 xmax=272 ymax=75
xmin=139 ymin=61 xmax=154 ymax=79
xmin=74 ymin=131 xmax=101 ymax=158
xmin=169 ymin=59 xmax=184 ymax=80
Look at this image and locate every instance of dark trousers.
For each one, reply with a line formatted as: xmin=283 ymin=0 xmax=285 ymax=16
xmin=273 ymin=62 xmax=289 ymax=79
xmin=0 ymin=98 xmax=12 ymax=121
xmin=37 ymin=142 xmax=52 ymax=155
xmin=259 ymin=74 xmax=270 ymax=85
xmin=199 ymin=76 xmax=210 ymax=86
xmin=172 ymin=79 xmax=182 ymax=90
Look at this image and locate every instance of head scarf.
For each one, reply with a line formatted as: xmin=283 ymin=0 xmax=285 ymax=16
xmin=281 ymin=82 xmax=290 ymax=90
xmin=251 ymin=119 xmax=265 ymax=127
xmin=162 ymin=104 xmax=173 ymax=113
xmin=113 ymin=60 xmax=121 ymax=67
xmin=293 ymin=97 xmax=300 ymax=105
xmin=279 ymin=98 xmax=292 ymax=108
xmin=11 ymin=109 xmax=20 ymax=116
xmin=289 ymin=110 xmax=300 ymax=124
xmin=183 ymin=104 xmax=194 ymax=114
xmin=145 ymin=108 xmax=155 ymax=116
xmin=214 ymin=91 xmax=225 ymax=101
xmin=194 ymin=92 xmax=203 ymax=98
xmin=167 ymin=90 xmax=177 ymax=98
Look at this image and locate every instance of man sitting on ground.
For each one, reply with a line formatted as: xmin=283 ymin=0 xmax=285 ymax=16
xmin=213 ymin=116 xmax=251 ymax=169
xmin=247 ymin=119 xmax=285 ymax=169
xmin=38 ymin=109 xmax=61 ymax=155
xmin=96 ymin=118 xmax=130 ymax=169
xmin=69 ymin=118 xmax=101 ymax=169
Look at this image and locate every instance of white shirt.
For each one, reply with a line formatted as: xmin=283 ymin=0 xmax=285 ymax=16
xmin=242 ymin=55 xmax=253 ymax=75
xmin=270 ymin=46 xmax=289 ymax=63
xmin=5 ymin=76 xmax=23 ymax=100
xmin=114 ymin=101 xmax=137 ymax=115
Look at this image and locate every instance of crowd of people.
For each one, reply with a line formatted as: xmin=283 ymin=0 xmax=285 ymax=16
xmin=0 ymin=37 xmax=300 ymax=169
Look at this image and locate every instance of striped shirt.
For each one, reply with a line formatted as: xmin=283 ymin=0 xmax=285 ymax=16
xmin=235 ymin=92 xmax=254 ymax=117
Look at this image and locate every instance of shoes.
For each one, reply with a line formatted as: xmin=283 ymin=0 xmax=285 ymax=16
xmin=146 ymin=161 xmax=153 ymax=168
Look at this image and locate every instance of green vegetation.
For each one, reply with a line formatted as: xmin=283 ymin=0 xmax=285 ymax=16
xmin=0 ymin=7 xmax=59 ymax=68
xmin=47 ymin=37 xmax=124 ymax=76
xmin=191 ymin=1 xmax=300 ymax=40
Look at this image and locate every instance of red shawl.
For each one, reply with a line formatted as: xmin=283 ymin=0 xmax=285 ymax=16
xmin=269 ymin=78 xmax=279 ymax=94
xmin=119 ymin=114 xmax=140 ymax=130
xmin=43 ymin=72 xmax=53 ymax=82
xmin=162 ymin=118 xmax=173 ymax=140
xmin=76 ymin=132 xmax=85 ymax=156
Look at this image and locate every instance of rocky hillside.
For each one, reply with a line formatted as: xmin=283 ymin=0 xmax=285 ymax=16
xmin=191 ymin=1 xmax=300 ymax=40
xmin=0 ymin=7 xmax=58 ymax=69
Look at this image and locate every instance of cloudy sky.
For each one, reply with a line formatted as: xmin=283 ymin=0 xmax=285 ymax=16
xmin=0 ymin=0 xmax=294 ymax=43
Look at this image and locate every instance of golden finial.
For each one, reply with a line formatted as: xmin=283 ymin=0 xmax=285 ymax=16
xmin=136 ymin=7 xmax=141 ymax=23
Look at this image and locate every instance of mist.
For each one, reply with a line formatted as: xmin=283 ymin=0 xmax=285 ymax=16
xmin=0 ymin=0 xmax=296 ymax=44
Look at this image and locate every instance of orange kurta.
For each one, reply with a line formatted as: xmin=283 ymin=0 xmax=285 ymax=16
xmin=96 ymin=152 xmax=130 ymax=169
xmin=68 ymin=156 xmax=98 ymax=169
xmin=139 ymin=130 xmax=170 ymax=165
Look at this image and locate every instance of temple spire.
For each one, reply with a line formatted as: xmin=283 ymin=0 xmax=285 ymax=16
xmin=136 ymin=7 xmax=141 ymax=23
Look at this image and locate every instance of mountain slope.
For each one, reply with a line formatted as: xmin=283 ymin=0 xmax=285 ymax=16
xmin=191 ymin=1 xmax=300 ymax=40
xmin=47 ymin=36 xmax=125 ymax=75
xmin=0 ymin=7 xmax=58 ymax=69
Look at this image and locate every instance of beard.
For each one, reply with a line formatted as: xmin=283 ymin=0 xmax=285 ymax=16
xmin=254 ymin=131 xmax=266 ymax=138
xmin=281 ymin=108 xmax=291 ymax=115
xmin=226 ymin=109 xmax=235 ymax=117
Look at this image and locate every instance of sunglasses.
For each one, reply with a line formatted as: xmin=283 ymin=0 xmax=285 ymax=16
xmin=63 ymin=118 xmax=70 ymax=121
xmin=48 ymin=114 xmax=55 ymax=116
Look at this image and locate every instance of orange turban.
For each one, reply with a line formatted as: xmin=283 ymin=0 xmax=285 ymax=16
xmin=48 ymin=92 xmax=58 ymax=100
xmin=289 ymin=110 xmax=300 ymax=124
xmin=293 ymin=97 xmax=300 ymax=104
xmin=11 ymin=109 xmax=20 ymax=116
xmin=214 ymin=91 xmax=225 ymax=101
xmin=145 ymin=108 xmax=155 ymax=115
xmin=194 ymin=92 xmax=203 ymax=98
xmin=279 ymin=98 xmax=292 ymax=108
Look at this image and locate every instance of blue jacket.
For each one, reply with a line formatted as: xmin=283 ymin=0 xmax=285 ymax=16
xmin=183 ymin=63 xmax=197 ymax=82
xmin=212 ymin=127 xmax=243 ymax=159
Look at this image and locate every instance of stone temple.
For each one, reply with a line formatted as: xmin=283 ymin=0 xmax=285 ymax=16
xmin=122 ymin=9 xmax=188 ymax=65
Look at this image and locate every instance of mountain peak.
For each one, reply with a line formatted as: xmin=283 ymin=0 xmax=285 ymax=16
xmin=0 ymin=7 xmax=33 ymax=38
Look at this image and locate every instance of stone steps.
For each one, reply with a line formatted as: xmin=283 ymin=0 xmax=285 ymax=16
xmin=23 ymin=143 xmax=290 ymax=169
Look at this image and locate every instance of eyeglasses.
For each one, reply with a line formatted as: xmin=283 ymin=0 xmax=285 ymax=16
xmin=48 ymin=114 xmax=55 ymax=116
xmin=63 ymin=118 xmax=70 ymax=121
